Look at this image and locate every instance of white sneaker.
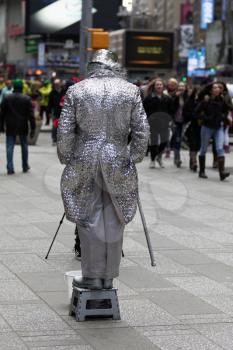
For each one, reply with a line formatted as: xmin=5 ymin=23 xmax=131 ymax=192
xmin=149 ymin=161 xmax=155 ymax=168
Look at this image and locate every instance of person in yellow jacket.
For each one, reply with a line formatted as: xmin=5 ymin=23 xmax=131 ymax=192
xmin=39 ymin=80 xmax=52 ymax=125
xmin=0 ymin=77 xmax=5 ymax=95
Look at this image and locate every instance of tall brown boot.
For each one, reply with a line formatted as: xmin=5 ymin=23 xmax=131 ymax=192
xmin=218 ymin=156 xmax=230 ymax=181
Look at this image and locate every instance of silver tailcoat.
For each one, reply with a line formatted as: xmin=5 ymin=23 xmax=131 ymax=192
xmin=57 ymin=67 xmax=149 ymax=225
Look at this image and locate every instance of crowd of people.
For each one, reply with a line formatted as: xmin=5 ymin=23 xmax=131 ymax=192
xmin=0 ymin=74 xmax=232 ymax=181
xmin=139 ymin=77 xmax=233 ymax=181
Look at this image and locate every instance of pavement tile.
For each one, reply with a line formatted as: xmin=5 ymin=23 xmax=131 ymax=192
xmin=80 ymin=327 xmax=159 ymax=350
xmin=205 ymin=252 xmax=233 ymax=268
xmin=130 ymin=254 xmax=193 ymax=275
xmin=63 ymin=316 xmax=129 ymax=330
xmin=118 ymin=266 xmax=176 ymax=290
xmin=166 ymin=276 xmax=233 ymax=296
xmin=1 ymin=254 xmax=57 ymax=273
xmin=178 ymin=314 xmax=233 ymax=324
xmin=199 ymin=295 xmax=233 ymax=316
xmin=0 ymin=233 xmax=24 ymax=252
xmin=18 ymin=239 xmax=70 ymax=254
xmin=0 ymin=280 xmax=38 ymax=302
xmin=194 ymin=323 xmax=233 ymax=350
xmin=188 ymin=263 xmax=233 ymax=283
xmin=0 ymin=303 xmax=70 ymax=332
xmin=0 ymin=316 xmax=11 ymax=333
xmin=0 ymin=333 xmax=28 ymax=349
xmin=120 ymin=297 xmax=178 ymax=326
xmin=0 ymin=263 xmax=17 ymax=280
xmin=161 ymin=249 xmax=218 ymax=265
xmin=21 ymin=333 xmax=88 ymax=348
xmin=28 ymin=346 xmax=93 ymax=350
xmin=37 ymin=291 xmax=70 ymax=315
xmin=144 ymin=289 xmax=223 ymax=316
xmin=4 ymin=224 xmax=48 ymax=239
xmin=146 ymin=331 xmax=223 ymax=350
xmin=45 ymin=256 xmax=82 ymax=272
xmin=18 ymin=271 xmax=67 ymax=292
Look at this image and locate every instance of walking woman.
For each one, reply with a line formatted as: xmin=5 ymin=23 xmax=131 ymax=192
xmin=196 ymin=82 xmax=231 ymax=181
xmin=183 ymin=87 xmax=201 ymax=172
xmin=143 ymin=78 xmax=176 ymax=168
xmin=172 ymin=81 xmax=189 ymax=167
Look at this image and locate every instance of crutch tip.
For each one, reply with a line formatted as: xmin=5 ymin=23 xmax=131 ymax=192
xmin=151 ymin=262 xmax=156 ymax=267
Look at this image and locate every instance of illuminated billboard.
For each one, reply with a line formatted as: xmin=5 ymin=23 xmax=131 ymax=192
xmin=187 ymin=48 xmax=206 ymax=76
xmin=200 ymin=0 xmax=215 ymax=29
xmin=26 ymin=0 xmax=121 ymax=36
xmin=125 ymin=31 xmax=174 ymax=69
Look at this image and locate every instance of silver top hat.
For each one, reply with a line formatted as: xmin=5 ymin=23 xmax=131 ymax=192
xmin=90 ymin=49 xmax=119 ymax=68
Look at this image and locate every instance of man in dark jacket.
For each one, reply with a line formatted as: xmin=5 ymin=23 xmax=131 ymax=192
xmin=0 ymin=80 xmax=35 ymax=174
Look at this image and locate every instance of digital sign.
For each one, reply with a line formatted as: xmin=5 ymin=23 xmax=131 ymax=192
xmin=187 ymin=48 xmax=206 ymax=76
xmin=125 ymin=31 xmax=174 ymax=69
xmin=200 ymin=0 xmax=215 ymax=29
xmin=26 ymin=0 xmax=121 ymax=36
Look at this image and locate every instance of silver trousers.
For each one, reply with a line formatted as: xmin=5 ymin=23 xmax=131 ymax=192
xmin=77 ymin=168 xmax=125 ymax=279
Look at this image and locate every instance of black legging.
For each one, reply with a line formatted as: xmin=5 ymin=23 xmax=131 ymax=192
xmin=150 ymin=142 xmax=167 ymax=161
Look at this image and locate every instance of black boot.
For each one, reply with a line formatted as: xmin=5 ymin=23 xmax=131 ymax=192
xmin=199 ymin=156 xmax=208 ymax=178
xmin=212 ymin=154 xmax=218 ymax=169
xmin=218 ymin=156 xmax=230 ymax=181
xmin=190 ymin=151 xmax=197 ymax=172
xmin=174 ymin=150 xmax=182 ymax=168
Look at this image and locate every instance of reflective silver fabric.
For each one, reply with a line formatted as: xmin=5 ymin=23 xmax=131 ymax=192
xmin=57 ymin=65 xmax=149 ymax=225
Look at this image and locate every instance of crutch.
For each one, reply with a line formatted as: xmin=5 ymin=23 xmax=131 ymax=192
xmin=137 ymin=196 xmax=156 ymax=267
xmin=45 ymin=213 xmax=65 ymax=259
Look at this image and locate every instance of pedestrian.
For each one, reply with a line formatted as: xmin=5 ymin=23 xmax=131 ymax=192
xmin=57 ymin=49 xmax=149 ymax=290
xmin=39 ymin=80 xmax=52 ymax=125
xmin=217 ymin=81 xmax=233 ymax=154
xmin=0 ymin=80 xmax=13 ymax=104
xmin=164 ymin=78 xmax=179 ymax=158
xmin=183 ymin=87 xmax=201 ymax=172
xmin=48 ymin=79 xmax=64 ymax=146
xmin=0 ymin=79 xmax=35 ymax=174
xmin=171 ymin=81 xmax=189 ymax=167
xmin=196 ymin=82 xmax=231 ymax=181
xmin=143 ymin=78 xmax=176 ymax=168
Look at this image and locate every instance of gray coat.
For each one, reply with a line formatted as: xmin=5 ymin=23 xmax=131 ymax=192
xmin=57 ymin=67 xmax=149 ymax=225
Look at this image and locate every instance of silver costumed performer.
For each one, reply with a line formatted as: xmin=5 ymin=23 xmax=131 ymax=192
xmin=57 ymin=50 xmax=149 ymax=290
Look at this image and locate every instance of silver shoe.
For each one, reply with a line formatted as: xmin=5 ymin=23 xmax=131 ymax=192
xmin=73 ymin=277 xmax=103 ymax=290
xmin=103 ymin=279 xmax=113 ymax=289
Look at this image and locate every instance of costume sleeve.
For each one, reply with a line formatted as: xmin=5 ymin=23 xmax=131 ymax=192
xmin=57 ymin=87 xmax=77 ymax=164
xmin=130 ymin=88 xmax=150 ymax=163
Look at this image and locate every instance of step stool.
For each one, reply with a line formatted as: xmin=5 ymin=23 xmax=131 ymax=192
xmin=69 ymin=286 xmax=121 ymax=322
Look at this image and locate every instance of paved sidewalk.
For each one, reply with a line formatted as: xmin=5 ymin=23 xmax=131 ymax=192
xmin=0 ymin=133 xmax=233 ymax=349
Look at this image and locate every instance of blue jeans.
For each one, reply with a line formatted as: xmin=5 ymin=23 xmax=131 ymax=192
xmin=173 ymin=123 xmax=183 ymax=152
xmin=6 ymin=135 xmax=28 ymax=172
xmin=199 ymin=126 xmax=224 ymax=157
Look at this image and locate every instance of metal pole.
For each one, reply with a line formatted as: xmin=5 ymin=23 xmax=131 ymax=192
xmin=137 ymin=197 xmax=156 ymax=267
xmin=45 ymin=213 xmax=65 ymax=259
xmin=79 ymin=0 xmax=93 ymax=78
